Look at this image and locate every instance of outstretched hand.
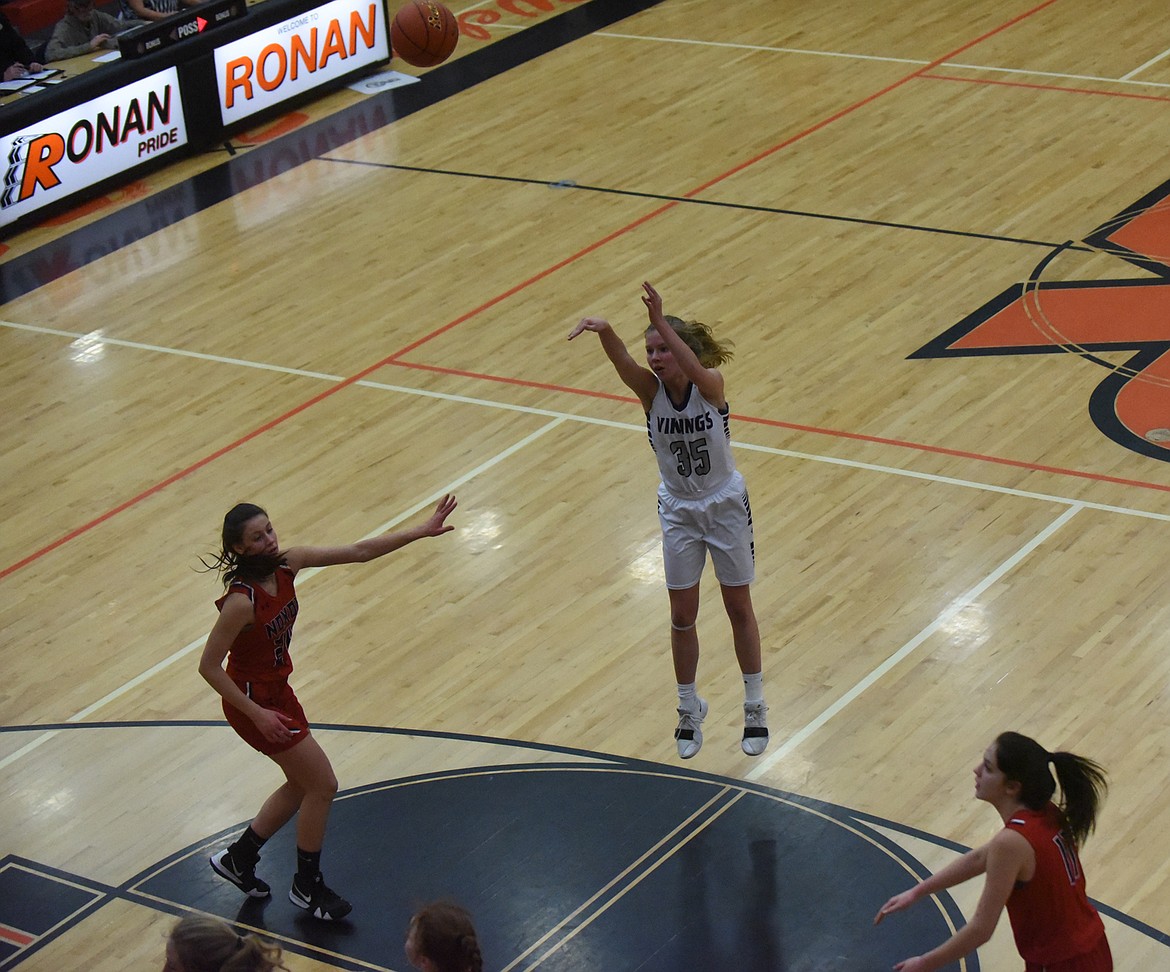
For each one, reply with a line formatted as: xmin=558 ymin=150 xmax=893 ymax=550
xmin=641 ymin=281 xmax=665 ymax=323
xmin=568 ymin=316 xmax=612 ymax=340
xmin=874 ymin=889 xmax=917 ymax=926
xmin=876 ymin=890 xmax=929 ymax=971
xmin=421 ymin=494 xmax=458 ymax=536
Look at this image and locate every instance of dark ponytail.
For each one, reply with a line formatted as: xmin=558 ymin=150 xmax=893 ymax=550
xmin=1049 ymin=749 xmax=1108 ymax=847
xmin=995 ymin=731 xmax=1107 ymax=847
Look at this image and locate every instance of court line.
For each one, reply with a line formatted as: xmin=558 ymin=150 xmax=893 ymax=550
xmin=389 ymin=357 xmax=1170 ymax=496
xmin=728 ymin=439 xmax=1170 ymax=522
xmin=9 ymin=319 xmax=1170 ymax=519
xmin=499 ymin=787 xmax=740 ymax=971
xmin=329 ymin=157 xmax=1084 ymax=251
xmin=379 ymin=0 xmax=1067 ymax=360
xmin=0 ymin=320 xmax=582 ymax=582
xmin=0 ymin=923 xmax=35 ymax=947
xmin=7 ymin=348 xmax=1164 ymax=762
xmin=0 ymin=418 xmax=565 ymax=770
xmin=677 ymin=0 xmax=1064 ymax=201
xmin=7 ymin=317 xmax=1170 ymax=598
xmin=570 ymin=29 xmax=1170 ymax=92
xmin=510 ymin=789 xmax=747 ymax=971
xmin=366 ymin=371 xmax=1170 ymax=515
xmin=0 ymin=0 xmax=1068 ymax=581
xmin=745 ymin=504 xmax=1085 ymax=781
xmin=921 ymin=72 xmax=1170 ymax=103
xmin=1121 ymin=45 xmax=1170 ymax=82
xmin=952 ymin=60 xmax=1170 ymax=89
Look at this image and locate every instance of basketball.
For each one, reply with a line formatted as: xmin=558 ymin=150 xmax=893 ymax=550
xmin=391 ymin=1 xmax=459 ymax=68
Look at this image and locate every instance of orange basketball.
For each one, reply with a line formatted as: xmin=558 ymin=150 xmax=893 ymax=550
xmin=391 ymin=1 xmax=459 ymax=68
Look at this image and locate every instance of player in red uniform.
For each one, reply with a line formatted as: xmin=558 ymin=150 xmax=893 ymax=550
xmin=201 ymin=495 xmax=457 ymax=921
xmin=874 ymin=731 xmax=1111 ymax=971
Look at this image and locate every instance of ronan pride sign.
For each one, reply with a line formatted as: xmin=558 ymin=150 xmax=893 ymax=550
xmin=0 ymin=68 xmax=186 ymax=227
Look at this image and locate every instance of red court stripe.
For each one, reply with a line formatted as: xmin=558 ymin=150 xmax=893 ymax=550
xmin=395 ymin=0 xmax=1064 ymax=361
xmin=922 ymin=72 xmax=1170 ymax=103
xmin=681 ymin=0 xmax=1062 ymax=199
xmin=0 ymin=924 xmax=35 ymax=947
xmin=390 ymin=203 xmax=676 ymax=361
xmin=384 ymin=359 xmax=639 ymax=404
xmin=739 ymin=415 xmax=1170 ymax=494
xmin=0 ymin=368 xmax=388 ymax=583
xmin=0 ymin=0 xmax=1073 ymax=582
xmin=387 ymin=359 xmax=1170 ymax=495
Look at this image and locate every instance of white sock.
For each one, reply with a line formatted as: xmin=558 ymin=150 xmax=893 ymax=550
xmin=677 ymin=682 xmax=699 ymax=710
xmin=743 ymin=671 xmax=764 ymax=706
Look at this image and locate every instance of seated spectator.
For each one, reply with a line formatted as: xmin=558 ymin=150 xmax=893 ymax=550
xmin=0 ymin=7 xmax=44 ymax=81
xmin=405 ymin=901 xmax=484 ymax=972
xmin=118 ymin=0 xmax=203 ymax=24
xmin=45 ymin=0 xmax=145 ymax=61
xmin=163 ymin=914 xmax=288 ymax=972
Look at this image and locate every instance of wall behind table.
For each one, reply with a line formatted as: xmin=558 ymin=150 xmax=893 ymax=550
xmin=0 ymin=0 xmax=390 ymax=234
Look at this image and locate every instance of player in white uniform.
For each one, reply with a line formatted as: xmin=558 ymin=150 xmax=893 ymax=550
xmin=569 ymin=281 xmax=768 ymax=758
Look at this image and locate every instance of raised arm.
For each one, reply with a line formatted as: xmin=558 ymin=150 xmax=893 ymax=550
xmin=568 ymin=316 xmax=658 ymax=410
xmin=281 ymin=494 xmax=457 ymax=572
xmin=640 ymin=281 xmax=725 ymax=408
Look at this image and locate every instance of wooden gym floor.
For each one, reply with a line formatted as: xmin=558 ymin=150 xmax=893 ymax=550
xmin=2 ymin=1 xmax=1169 ymax=969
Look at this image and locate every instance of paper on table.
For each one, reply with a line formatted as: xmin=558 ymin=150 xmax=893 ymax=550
xmin=0 ymin=68 xmax=64 ymax=94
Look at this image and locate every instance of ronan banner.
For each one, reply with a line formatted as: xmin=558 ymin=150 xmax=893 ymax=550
xmin=0 ymin=68 xmax=186 ymax=228
xmin=214 ymin=0 xmax=390 ymax=127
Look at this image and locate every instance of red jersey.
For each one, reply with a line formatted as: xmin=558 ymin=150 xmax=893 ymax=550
xmin=215 ymin=565 xmax=299 ymax=683
xmin=1005 ymin=804 xmax=1106 ymax=964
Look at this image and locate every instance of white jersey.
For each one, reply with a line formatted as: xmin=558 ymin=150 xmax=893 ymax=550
xmin=646 ymin=379 xmax=736 ymax=499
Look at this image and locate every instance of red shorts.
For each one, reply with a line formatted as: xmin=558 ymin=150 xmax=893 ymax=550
xmin=1025 ymin=932 xmax=1112 ymax=972
xmin=222 ymin=678 xmax=310 ymax=756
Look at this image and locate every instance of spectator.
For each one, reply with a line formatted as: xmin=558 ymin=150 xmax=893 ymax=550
xmin=405 ymin=901 xmax=484 ymax=972
xmin=0 ymin=8 xmax=44 ymax=81
xmin=119 ymin=0 xmax=203 ymax=24
xmin=45 ymin=0 xmax=145 ymax=61
xmin=163 ymin=914 xmax=288 ymax=972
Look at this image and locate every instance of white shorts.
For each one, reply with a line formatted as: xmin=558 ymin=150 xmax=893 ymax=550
xmin=657 ymin=470 xmax=755 ymax=590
